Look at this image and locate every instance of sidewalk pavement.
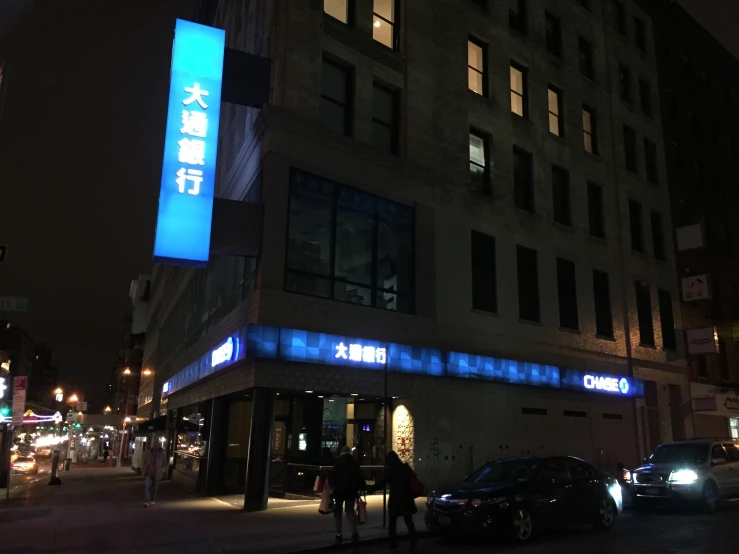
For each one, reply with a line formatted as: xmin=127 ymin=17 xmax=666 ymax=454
xmin=0 ymin=465 xmax=427 ymax=553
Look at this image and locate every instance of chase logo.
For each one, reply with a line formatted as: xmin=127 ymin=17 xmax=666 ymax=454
xmin=618 ymin=378 xmax=630 ymax=395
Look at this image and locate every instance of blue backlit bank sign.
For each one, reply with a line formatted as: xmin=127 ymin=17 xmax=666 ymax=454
xmin=561 ymin=368 xmax=643 ymax=397
xmin=153 ymin=19 xmax=226 ymax=266
xmin=211 ymin=336 xmax=239 ymax=368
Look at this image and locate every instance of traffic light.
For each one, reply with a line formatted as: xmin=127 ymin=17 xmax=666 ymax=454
xmin=0 ymin=405 xmax=10 ymax=418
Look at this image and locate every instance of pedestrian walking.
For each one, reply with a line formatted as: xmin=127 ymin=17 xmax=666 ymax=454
xmin=329 ymin=446 xmax=365 ymax=545
xmin=372 ymin=451 xmax=418 ymax=551
xmin=142 ymin=443 xmax=166 ymax=507
xmin=103 ymin=447 xmax=109 ymax=464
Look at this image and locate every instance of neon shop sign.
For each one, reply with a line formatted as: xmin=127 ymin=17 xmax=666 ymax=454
xmin=584 ymin=374 xmax=630 ymax=395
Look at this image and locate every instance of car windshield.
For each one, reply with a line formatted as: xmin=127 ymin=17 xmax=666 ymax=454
xmin=465 ymin=459 xmax=537 ymax=484
xmin=648 ymin=444 xmax=708 ymax=465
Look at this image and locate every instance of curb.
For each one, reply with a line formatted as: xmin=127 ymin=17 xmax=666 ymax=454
xmin=283 ymin=530 xmax=434 ymax=553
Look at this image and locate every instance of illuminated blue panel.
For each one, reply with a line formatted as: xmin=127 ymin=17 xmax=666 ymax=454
xmin=561 ymin=368 xmax=644 ymax=397
xmin=247 ymin=325 xmax=279 ymax=359
xmin=153 ymin=19 xmax=225 ymax=266
xmin=389 ymin=343 xmax=444 ymax=376
xmin=280 ymin=328 xmax=387 ymax=369
xmin=447 ymin=352 xmax=560 ymax=388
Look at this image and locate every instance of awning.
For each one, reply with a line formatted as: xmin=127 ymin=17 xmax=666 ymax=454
xmin=133 ymin=415 xmax=168 ymax=435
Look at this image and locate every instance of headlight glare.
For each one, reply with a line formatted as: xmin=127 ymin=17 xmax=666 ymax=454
xmin=669 ymin=469 xmax=698 ymax=484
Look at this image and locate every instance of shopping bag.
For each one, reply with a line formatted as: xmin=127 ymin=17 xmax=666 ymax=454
xmin=410 ymin=470 xmax=425 ymax=497
xmin=356 ymin=495 xmax=368 ymax=525
xmin=313 ymin=474 xmax=326 ymax=493
xmin=318 ymin=487 xmax=335 ymax=515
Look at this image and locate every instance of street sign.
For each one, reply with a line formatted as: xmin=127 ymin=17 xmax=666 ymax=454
xmin=0 ymin=245 xmax=7 ymax=263
xmin=0 ymin=297 xmax=29 ymax=312
xmin=12 ymin=376 xmax=27 ymax=425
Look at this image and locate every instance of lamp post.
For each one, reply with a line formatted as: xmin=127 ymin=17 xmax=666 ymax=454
xmin=117 ymin=417 xmax=131 ymax=468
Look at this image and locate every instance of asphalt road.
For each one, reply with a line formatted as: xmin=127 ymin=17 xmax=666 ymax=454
xmin=364 ymin=500 xmax=739 ymax=553
xmin=8 ymin=457 xmax=52 ymax=490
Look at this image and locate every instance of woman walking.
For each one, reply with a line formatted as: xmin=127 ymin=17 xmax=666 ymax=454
xmin=373 ymin=451 xmax=418 ymax=551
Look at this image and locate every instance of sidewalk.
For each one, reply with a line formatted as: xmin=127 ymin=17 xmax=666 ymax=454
xmin=0 ymin=466 xmax=427 ymax=553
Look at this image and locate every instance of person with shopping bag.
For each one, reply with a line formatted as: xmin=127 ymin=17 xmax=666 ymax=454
xmin=329 ymin=446 xmax=365 ymax=545
xmin=371 ymin=451 xmax=420 ymax=551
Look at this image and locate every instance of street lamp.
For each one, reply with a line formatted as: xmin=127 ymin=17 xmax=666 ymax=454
xmin=104 ymin=406 xmax=111 ymax=413
xmin=117 ymin=417 xmax=132 ymax=468
xmin=67 ymin=394 xmax=79 ymax=404
xmin=123 ymin=368 xmax=131 ymax=376
xmin=142 ymin=369 xmax=153 ymax=376
xmin=54 ymin=388 xmax=63 ymax=403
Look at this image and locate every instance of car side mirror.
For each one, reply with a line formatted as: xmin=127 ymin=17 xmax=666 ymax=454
xmin=712 ymin=457 xmax=728 ymax=466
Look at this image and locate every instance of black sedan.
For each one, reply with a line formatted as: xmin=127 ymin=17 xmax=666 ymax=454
xmin=425 ymin=456 xmax=623 ymax=543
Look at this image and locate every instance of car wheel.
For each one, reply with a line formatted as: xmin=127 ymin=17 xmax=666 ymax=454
xmin=511 ymin=506 xmax=535 ymax=542
xmin=701 ymin=481 xmax=719 ymax=513
xmin=593 ymin=498 xmax=616 ymax=530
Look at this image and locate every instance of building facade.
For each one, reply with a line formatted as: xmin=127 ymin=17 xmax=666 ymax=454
xmin=640 ymin=0 xmax=739 ymax=439
xmin=140 ymin=0 xmax=691 ymax=508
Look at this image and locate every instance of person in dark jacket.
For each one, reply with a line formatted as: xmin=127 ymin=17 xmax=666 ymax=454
xmin=330 ymin=446 xmax=364 ymax=545
xmin=373 ymin=451 xmax=418 ymax=551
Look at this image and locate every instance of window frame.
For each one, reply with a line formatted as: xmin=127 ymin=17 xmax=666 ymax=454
xmin=658 ymin=289 xmax=676 ymax=351
xmin=545 ymin=11 xmax=563 ymax=58
xmin=513 ymin=146 xmax=535 ymax=213
xmin=634 ymin=16 xmax=647 ymax=53
xmin=372 ymin=0 xmax=398 ymax=50
xmin=618 ymin=64 xmax=632 ymax=103
xmin=556 ymin=257 xmax=579 ymax=331
xmin=629 ymin=199 xmax=644 ymax=253
xmin=635 ymin=281 xmax=655 ymax=346
xmin=517 ymin=245 xmax=541 ymax=323
xmin=639 ymin=78 xmax=653 ymax=117
xmin=471 ymin=230 xmax=497 ymax=313
xmin=510 ymin=62 xmax=528 ymax=118
xmin=509 ymin=0 xmax=527 ymax=34
xmin=587 ymin=182 xmax=605 ymax=239
xmin=468 ymin=37 xmax=487 ymax=96
xmin=371 ymin=80 xmax=399 ymax=155
xmin=593 ymin=269 xmax=614 ymax=338
xmin=578 ymin=36 xmax=594 ymax=80
xmin=469 ymin=130 xmax=491 ymax=194
xmin=582 ymin=105 xmax=597 ymax=155
xmin=284 ymin=169 xmax=415 ymax=314
xmin=644 ymin=138 xmax=658 ymax=185
xmin=324 ymin=0 xmax=351 ymax=24
xmin=623 ymin=124 xmax=638 ymax=173
xmin=320 ymin=56 xmax=353 ymax=136
xmin=650 ymin=210 xmax=665 ymax=260
xmin=548 ymin=85 xmax=564 ymax=137
xmin=614 ymin=0 xmax=626 ymax=36
xmin=551 ymin=165 xmax=571 ymax=226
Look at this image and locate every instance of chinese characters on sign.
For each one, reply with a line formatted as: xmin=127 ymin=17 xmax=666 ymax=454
xmin=335 ymin=342 xmax=387 ymax=364
xmin=153 ymin=19 xmax=225 ymax=266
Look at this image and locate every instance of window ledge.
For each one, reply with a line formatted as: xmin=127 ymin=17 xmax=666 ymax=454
xmin=596 ymin=334 xmax=616 ymax=342
xmin=514 ymin=206 xmax=537 ymax=218
xmin=519 ymin=318 xmax=543 ymax=327
xmin=586 ymin=234 xmax=607 ymax=244
xmin=472 ymin=308 xmax=499 ymax=318
xmin=511 ymin=113 xmax=532 ymax=124
xmin=552 ymin=221 xmax=575 ymax=232
xmin=639 ymin=343 xmax=657 ymax=350
xmin=559 ymin=326 xmax=581 ymax=335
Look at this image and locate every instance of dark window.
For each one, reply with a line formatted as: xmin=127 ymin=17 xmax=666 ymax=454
xmin=510 ymin=62 xmax=528 ymax=118
xmin=723 ymin=443 xmax=739 ymax=462
xmin=650 ymin=211 xmax=665 ymax=260
xmin=636 ymin=281 xmax=655 ymax=346
xmin=468 ymin=38 xmax=486 ymax=95
xmin=583 ymin=105 xmax=597 ymax=154
xmin=603 ymin=413 xmax=623 ymax=420
xmin=320 ymin=58 xmax=352 ymax=135
xmin=576 ymin=0 xmax=589 ymax=9
xmin=618 ymin=64 xmax=632 ymax=103
xmin=719 ymin=338 xmax=729 ymax=380
xmin=639 ymin=79 xmax=652 ymax=116
xmin=522 ymin=407 xmax=547 ymax=416
xmin=658 ymin=289 xmax=676 ymax=350
xmin=644 ymin=139 xmax=658 ymax=185
xmin=711 ymin=444 xmax=727 ymax=462
xmin=593 ymin=270 xmax=613 ymax=337
xmin=286 ymin=169 xmax=414 ymax=313
xmin=697 ymin=356 xmax=708 ymax=377
xmin=567 ymin=459 xmax=595 ymax=478
xmin=552 ymin=166 xmax=571 ymax=226
xmin=614 ymin=1 xmax=626 ymax=35
xmin=564 ymin=410 xmax=587 ymax=418
xmin=548 ymin=85 xmax=564 ymax=137
xmin=538 ymin=459 xmax=567 ymax=482
xmin=509 ymin=0 xmax=527 ymax=34
xmin=471 ymin=231 xmax=497 ymax=313
xmin=578 ymin=37 xmax=594 ymax=79
xmin=634 ymin=16 xmax=647 ymax=52
xmin=372 ymin=82 xmax=398 ymax=154
xmin=556 ymin=257 xmax=579 ymax=330
xmin=469 ymin=131 xmax=490 ymax=193
xmin=513 ymin=147 xmax=534 ymax=212
xmin=629 ymin=199 xmax=644 ymax=252
xmin=517 ymin=245 xmax=540 ymax=322
xmin=587 ymin=182 xmax=605 ymax=239
xmin=623 ymin=124 xmax=638 ymax=173
xmin=545 ymin=12 xmax=562 ymax=58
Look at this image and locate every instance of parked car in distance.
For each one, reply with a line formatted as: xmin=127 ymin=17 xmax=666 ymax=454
xmin=425 ymin=456 xmax=622 ymax=543
xmin=35 ymin=446 xmax=53 ymax=457
xmin=629 ymin=438 xmax=739 ymax=511
xmin=11 ymin=456 xmax=39 ymax=475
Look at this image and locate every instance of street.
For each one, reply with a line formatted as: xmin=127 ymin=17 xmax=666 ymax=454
xmin=1 ymin=467 xmax=739 ymax=553
xmin=6 ymin=456 xmax=51 ymax=492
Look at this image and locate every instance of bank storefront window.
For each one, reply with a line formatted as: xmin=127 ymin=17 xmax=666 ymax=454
xmin=175 ymin=404 xmax=209 ymax=478
xmin=286 ymin=169 xmax=414 ymax=314
xmin=730 ymin=417 xmax=739 ymax=439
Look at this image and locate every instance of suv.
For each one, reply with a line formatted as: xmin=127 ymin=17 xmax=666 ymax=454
xmin=629 ymin=438 xmax=739 ymax=511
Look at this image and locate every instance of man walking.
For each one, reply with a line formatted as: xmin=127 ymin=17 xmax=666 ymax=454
xmin=330 ymin=446 xmax=364 ymax=545
xmin=142 ymin=443 xmax=166 ymax=507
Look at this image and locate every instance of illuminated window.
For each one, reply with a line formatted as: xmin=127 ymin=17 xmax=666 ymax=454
xmin=582 ymin=105 xmax=597 ymax=154
xmin=469 ymin=131 xmax=489 ymax=193
xmin=468 ymin=38 xmax=485 ymax=95
xmin=510 ymin=63 xmax=527 ymax=117
xmin=730 ymin=418 xmax=739 ymax=439
xmin=373 ymin=0 xmax=396 ymax=49
xmin=548 ymin=86 xmax=563 ymax=136
xmin=324 ymin=0 xmax=349 ymax=23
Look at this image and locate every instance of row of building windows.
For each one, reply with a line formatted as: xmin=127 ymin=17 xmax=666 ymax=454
xmin=324 ymin=0 xmax=398 ymax=49
xmin=471 ymin=230 xmax=676 ymax=349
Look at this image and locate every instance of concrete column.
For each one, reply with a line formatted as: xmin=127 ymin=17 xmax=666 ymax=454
xmin=244 ymin=387 xmax=275 ymax=512
xmin=204 ymin=396 xmax=229 ymax=495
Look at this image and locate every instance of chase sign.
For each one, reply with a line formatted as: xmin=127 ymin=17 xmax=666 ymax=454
xmin=562 ymin=369 xmax=643 ymax=397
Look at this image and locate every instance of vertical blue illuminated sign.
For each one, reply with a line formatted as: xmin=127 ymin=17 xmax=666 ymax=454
xmin=153 ymin=19 xmax=225 ymax=266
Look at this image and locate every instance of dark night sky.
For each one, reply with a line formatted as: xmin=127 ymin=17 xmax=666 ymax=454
xmin=0 ymin=0 xmax=736 ymax=409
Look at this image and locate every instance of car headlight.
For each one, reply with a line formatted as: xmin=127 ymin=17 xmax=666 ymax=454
xmin=669 ymin=469 xmax=698 ymax=484
xmin=470 ymin=497 xmax=507 ymax=508
xmin=622 ymin=470 xmax=631 ymax=482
